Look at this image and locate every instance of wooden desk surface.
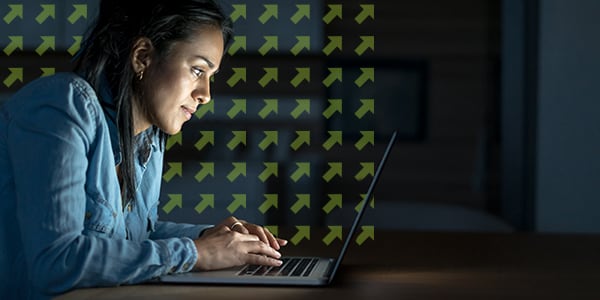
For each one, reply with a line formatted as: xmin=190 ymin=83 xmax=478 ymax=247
xmin=57 ymin=230 xmax=600 ymax=300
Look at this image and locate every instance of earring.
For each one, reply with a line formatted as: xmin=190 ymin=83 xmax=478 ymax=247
xmin=138 ymin=70 xmax=144 ymax=80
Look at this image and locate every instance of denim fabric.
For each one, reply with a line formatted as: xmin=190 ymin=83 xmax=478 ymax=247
xmin=0 ymin=73 xmax=211 ymax=299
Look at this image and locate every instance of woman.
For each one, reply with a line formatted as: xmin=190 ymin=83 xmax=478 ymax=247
xmin=0 ymin=0 xmax=286 ymax=298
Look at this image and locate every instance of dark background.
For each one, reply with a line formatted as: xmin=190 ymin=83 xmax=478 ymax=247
xmin=1 ymin=0 xmax=598 ymax=234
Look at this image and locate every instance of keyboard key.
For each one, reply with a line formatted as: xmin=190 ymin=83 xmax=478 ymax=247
xmin=303 ymin=259 xmax=318 ymax=276
xmin=291 ymin=258 xmax=311 ymax=276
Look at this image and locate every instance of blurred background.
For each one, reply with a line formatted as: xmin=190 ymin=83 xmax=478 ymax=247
xmin=1 ymin=0 xmax=598 ymax=237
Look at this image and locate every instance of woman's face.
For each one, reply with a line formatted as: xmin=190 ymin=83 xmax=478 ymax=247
xmin=138 ymin=26 xmax=224 ymax=135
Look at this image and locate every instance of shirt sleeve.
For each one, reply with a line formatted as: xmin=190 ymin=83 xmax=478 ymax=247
xmin=7 ymin=77 xmax=196 ymax=295
xmin=151 ymin=220 xmax=214 ymax=240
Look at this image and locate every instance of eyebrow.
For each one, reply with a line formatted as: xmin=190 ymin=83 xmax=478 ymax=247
xmin=195 ymin=55 xmax=215 ymax=69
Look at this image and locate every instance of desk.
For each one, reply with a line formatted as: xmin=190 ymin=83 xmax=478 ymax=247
xmin=57 ymin=230 xmax=600 ymax=299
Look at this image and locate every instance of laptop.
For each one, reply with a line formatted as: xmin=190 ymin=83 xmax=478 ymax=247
xmin=156 ymin=131 xmax=397 ymax=286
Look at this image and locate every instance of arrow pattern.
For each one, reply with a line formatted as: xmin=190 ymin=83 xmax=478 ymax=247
xmin=155 ymin=3 xmax=377 ymax=246
xmin=3 ymin=2 xmax=378 ymax=246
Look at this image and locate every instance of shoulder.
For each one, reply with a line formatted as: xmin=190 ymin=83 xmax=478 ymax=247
xmin=4 ymin=72 xmax=102 ymax=123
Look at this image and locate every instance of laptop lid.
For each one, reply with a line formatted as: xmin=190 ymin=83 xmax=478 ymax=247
xmin=326 ymin=130 xmax=397 ymax=284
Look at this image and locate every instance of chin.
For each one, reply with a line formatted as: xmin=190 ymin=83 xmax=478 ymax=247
xmin=160 ymin=124 xmax=182 ymax=135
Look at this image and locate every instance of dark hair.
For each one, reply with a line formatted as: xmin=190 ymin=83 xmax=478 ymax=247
xmin=74 ymin=0 xmax=233 ymax=207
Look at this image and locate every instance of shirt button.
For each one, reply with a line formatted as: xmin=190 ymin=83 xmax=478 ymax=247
xmin=183 ymin=263 xmax=190 ymax=270
xmin=170 ymin=267 xmax=177 ymax=273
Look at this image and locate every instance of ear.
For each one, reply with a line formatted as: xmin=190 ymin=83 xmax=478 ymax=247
xmin=131 ymin=37 xmax=154 ymax=74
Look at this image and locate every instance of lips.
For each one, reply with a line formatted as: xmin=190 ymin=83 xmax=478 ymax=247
xmin=182 ymin=106 xmax=196 ymax=121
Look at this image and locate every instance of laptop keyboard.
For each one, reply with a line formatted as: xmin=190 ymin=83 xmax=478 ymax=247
xmin=238 ymin=257 xmax=319 ymax=277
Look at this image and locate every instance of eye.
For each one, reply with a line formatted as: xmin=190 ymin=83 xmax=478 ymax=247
xmin=192 ymin=67 xmax=204 ymax=78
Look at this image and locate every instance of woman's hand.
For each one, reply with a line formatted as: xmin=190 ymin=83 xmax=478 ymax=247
xmin=192 ymin=217 xmax=288 ymax=271
xmin=220 ymin=217 xmax=288 ymax=250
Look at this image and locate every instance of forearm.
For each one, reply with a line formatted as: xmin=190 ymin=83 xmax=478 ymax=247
xmin=29 ymin=232 xmax=197 ymax=294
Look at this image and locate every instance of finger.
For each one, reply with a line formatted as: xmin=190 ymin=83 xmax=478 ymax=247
xmin=246 ymin=254 xmax=283 ymax=267
xmin=276 ymin=237 xmax=288 ymax=247
xmin=262 ymin=227 xmax=280 ymax=250
xmin=221 ymin=216 xmax=238 ymax=227
xmin=234 ymin=231 xmax=260 ymax=242
xmin=246 ymin=240 xmax=281 ymax=259
xmin=250 ymin=225 xmax=270 ymax=246
xmin=230 ymin=221 xmax=249 ymax=234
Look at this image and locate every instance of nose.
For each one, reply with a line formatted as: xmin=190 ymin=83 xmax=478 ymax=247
xmin=192 ymin=78 xmax=211 ymax=105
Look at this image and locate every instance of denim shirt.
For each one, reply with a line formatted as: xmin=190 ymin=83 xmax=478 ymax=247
xmin=0 ymin=73 xmax=211 ymax=299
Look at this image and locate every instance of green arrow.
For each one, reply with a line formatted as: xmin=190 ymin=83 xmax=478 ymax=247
xmin=355 ymin=162 xmax=374 ymax=181
xmin=195 ymin=194 xmax=214 ymax=214
xmin=258 ymin=194 xmax=278 ymax=214
xmin=35 ymin=4 xmax=55 ymax=24
xmin=227 ymin=131 xmax=246 ymax=150
xmin=228 ymin=35 xmax=246 ymax=55
xmin=322 ymin=99 xmax=342 ymax=119
xmin=291 ymin=99 xmax=310 ymax=119
xmin=322 ymin=194 xmax=343 ymax=214
xmin=290 ymin=67 xmax=310 ymax=87
xmin=4 ymin=4 xmax=23 ymax=24
xmin=356 ymin=226 xmax=375 ymax=245
xmin=68 ymin=36 xmax=82 ymax=56
xmin=259 ymin=131 xmax=278 ymax=151
xmin=166 ymin=132 xmax=182 ymax=150
xmin=291 ymin=4 xmax=310 ymax=24
xmin=68 ymin=4 xmax=87 ymax=24
xmin=227 ymin=194 xmax=247 ymax=214
xmin=290 ymin=36 xmax=310 ymax=56
xmin=323 ymin=68 xmax=342 ymax=87
xmin=195 ymin=101 xmax=214 ymax=119
xmin=194 ymin=130 xmax=214 ymax=150
xmin=355 ymin=67 xmax=375 ymax=87
xmin=227 ymin=67 xmax=246 ymax=87
xmin=290 ymin=194 xmax=310 ymax=214
xmin=162 ymin=194 xmax=182 ymax=214
xmin=322 ymin=36 xmax=342 ymax=56
xmin=162 ymin=162 xmax=182 ymax=182
xmin=258 ymin=68 xmax=278 ymax=87
xmin=194 ymin=162 xmax=214 ymax=182
xmin=258 ymin=162 xmax=278 ymax=182
xmin=355 ymin=99 xmax=375 ymax=119
xmin=258 ymin=36 xmax=278 ymax=56
xmin=323 ymin=226 xmax=342 ymax=245
xmin=290 ymin=162 xmax=310 ymax=182
xmin=227 ymin=99 xmax=246 ymax=119
xmin=322 ymin=162 xmax=342 ymax=182
xmin=258 ymin=4 xmax=278 ymax=24
xmin=230 ymin=4 xmax=246 ymax=22
xmin=3 ymin=68 xmax=23 ymax=88
xmin=355 ymin=131 xmax=375 ymax=150
xmin=323 ymin=131 xmax=342 ymax=150
xmin=355 ymin=36 xmax=375 ymax=55
xmin=323 ymin=4 xmax=342 ymax=24
xmin=40 ymin=68 xmax=55 ymax=77
xmin=290 ymin=226 xmax=310 ymax=245
xmin=36 ymin=36 xmax=55 ymax=56
xmin=227 ymin=162 xmax=246 ymax=182
xmin=290 ymin=131 xmax=310 ymax=151
xmin=259 ymin=99 xmax=278 ymax=119
xmin=264 ymin=225 xmax=278 ymax=236
xmin=355 ymin=195 xmax=375 ymax=212
xmin=3 ymin=36 xmax=23 ymax=56
xmin=355 ymin=4 xmax=375 ymax=24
